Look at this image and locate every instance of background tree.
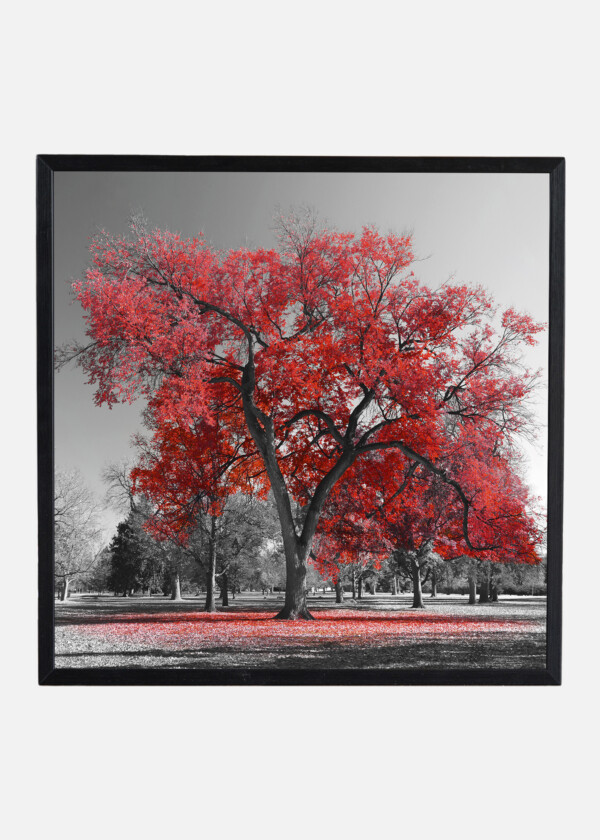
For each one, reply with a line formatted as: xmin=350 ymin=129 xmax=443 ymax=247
xmin=107 ymin=515 xmax=160 ymax=596
xmin=54 ymin=468 xmax=103 ymax=600
xmin=104 ymin=460 xmax=194 ymax=600
xmin=249 ymin=540 xmax=286 ymax=595
xmin=131 ymin=405 xmax=256 ymax=611
xmin=213 ymin=494 xmax=280 ymax=605
xmin=85 ymin=546 xmax=113 ymax=594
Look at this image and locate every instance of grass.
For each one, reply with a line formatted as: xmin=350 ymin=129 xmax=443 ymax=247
xmin=54 ymin=592 xmax=546 ymax=670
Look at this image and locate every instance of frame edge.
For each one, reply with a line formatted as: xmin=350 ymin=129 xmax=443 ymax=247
xmin=37 ymin=156 xmax=55 ymax=685
xmin=546 ymin=158 xmax=565 ymax=685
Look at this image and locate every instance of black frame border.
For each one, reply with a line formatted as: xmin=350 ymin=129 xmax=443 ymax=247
xmin=38 ymin=156 xmax=564 ymax=686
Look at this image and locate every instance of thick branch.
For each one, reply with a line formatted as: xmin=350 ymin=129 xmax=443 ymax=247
xmin=285 ymin=409 xmax=345 ymax=446
xmin=300 ymin=450 xmax=357 ymax=548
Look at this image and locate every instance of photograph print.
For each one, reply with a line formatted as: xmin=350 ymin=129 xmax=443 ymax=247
xmin=38 ymin=157 xmax=564 ymax=684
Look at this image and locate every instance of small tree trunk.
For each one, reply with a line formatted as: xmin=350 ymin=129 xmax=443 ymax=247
xmin=392 ymin=576 xmax=399 ymax=596
xmin=335 ymin=581 xmax=344 ymax=603
xmin=411 ymin=558 xmax=425 ymax=609
xmin=491 ymin=583 xmax=499 ymax=602
xmin=60 ymin=577 xmax=70 ymax=601
xmin=371 ymin=581 xmax=377 ymax=595
xmin=171 ymin=572 xmax=182 ymax=601
xmin=205 ymin=515 xmax=217 ymax=613
xmin=357 ymin=577 xmax=363 ymax=600
xmin=221 ymin=572 xmax=229 ymax=606
xmin=430 ymin=568 xmax=438 ymax=598
xmin=479 ymin=577 xmax=490 ymax=603
xmin=468 ymin=567 xmax=477 ymax=604
xmin=351 ymin=571 xmax=357 ymax=599
xmin=479 ymin=563 xmax=491 ymax=604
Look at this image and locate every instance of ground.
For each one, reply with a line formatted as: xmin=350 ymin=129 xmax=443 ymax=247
xmin=54 ymin=592 xmax=547 ymax=670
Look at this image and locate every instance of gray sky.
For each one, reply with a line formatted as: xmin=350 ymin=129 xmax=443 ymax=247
xmin=54 ymin=171 xmax=549 ymax=539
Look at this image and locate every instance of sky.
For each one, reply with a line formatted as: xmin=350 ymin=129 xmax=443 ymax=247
xmin=54 ymin=170 xmax=549 ymax=540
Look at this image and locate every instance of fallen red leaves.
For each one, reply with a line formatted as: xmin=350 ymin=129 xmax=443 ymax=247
xmin=65 ymin=609 xmax=541 ymax=654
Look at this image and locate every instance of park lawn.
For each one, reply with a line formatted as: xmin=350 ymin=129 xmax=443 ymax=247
xmin=54 ymin=594 xmax=547 ymax=670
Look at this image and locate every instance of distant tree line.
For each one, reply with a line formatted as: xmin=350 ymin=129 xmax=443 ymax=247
xmin=68 ymin=486 xmax=327 ymax=602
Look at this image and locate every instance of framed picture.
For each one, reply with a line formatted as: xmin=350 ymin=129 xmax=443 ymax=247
xmin=38 ymin=156 xmax=564 ymax=685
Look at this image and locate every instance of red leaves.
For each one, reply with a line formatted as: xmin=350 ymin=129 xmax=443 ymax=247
xmin=67 ymin=609 xmax=542 ymax=656
xmin=501 ymin=306 xmax=547 ymax=345
xmin=74 ymin=217 xmax=546 ymax=572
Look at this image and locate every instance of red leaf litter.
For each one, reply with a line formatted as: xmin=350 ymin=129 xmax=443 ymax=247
xmin=65 ymin=610 xmax=542 ymax=654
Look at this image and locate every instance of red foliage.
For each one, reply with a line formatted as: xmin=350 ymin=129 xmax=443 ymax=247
xmin=130 ymin=403 xmax=258 ymax=541
xmin=73 ymin=217 xmax=546 ymax=603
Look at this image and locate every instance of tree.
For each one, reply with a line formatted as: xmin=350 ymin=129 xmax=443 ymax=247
xmin=64 ymin=212 xmax=545 ymax=618
xmin=54 ymin=469 xmax=103 ymax=600
xmin=249 ymin=539 xmax=286 ymax=595
xmin=103 ymin=461 xmax=186 ymax=599
xmin=106 ymin=511 xmax=175 ymax=596
xmin=213 ymin=494 xmax=280 ymax=604
xmin=369 ymin=429 xmax=544 ymax=607
xmin=130 ymin=403 xmax=256 ymax=610
xmin=86 ymin=546 xmax=113 ymax=594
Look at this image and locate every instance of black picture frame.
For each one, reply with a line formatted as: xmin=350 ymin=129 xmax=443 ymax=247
xmin=38 ymin=155 xmax=564 ymax=686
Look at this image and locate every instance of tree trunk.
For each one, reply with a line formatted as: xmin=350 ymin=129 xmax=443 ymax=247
xmin=61 ymin=577 xmax=70 ymax=601
xmin=205 ymin=515 xmax=217 ymax=612
xmin=335 ymin=581 xmax=344 ymax=603
xmin=221 ymin=572 xmax=229 ymax=607
xmin=479 ymin=577 xmax=490 ymax=603
xmin=171 ymin=572 xmax=182 ymax=601
xmin=430 ymin=568 xmax=438 ymax=598
xmin=357 ymin=577 xmax=363 ymax=600
xmin=468 ymin=567 xmax=477 ymax=604
xmin=371 ymin=581 xmax=377 ymax=595
xmin=351 ymin=571 xmax=357 ymax=599
xmin=274 ymin=542 xmax=313 ymax=619
xmin=411 ymin=558 xmax=425 ymax=608
xmin=241 ymin=352 xmax=357 ymax=620
xmin=479 ymin=567 xmax=490 ymax=604
xmin=392 ymin=576 xmax=399 ymax=596
xmin=269 ymin=487 xmax=314 ymax=619
xmin=491 ymin=583 xmax=499 ymax=602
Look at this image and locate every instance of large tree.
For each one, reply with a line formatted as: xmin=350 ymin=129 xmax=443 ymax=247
xmin=65 ymin=212 xmax=544 ymax=618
